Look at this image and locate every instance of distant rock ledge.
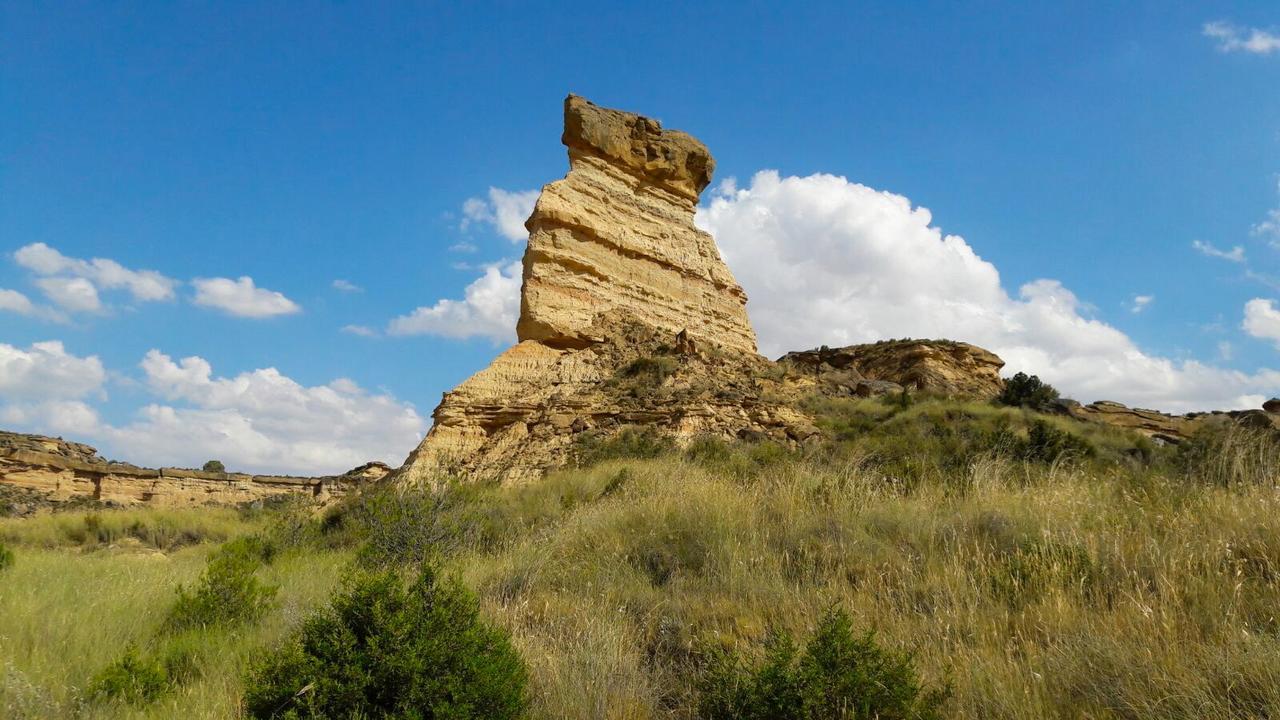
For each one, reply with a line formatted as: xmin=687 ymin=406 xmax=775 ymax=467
xmin=0 ymin=430 xmax=388 ymax=510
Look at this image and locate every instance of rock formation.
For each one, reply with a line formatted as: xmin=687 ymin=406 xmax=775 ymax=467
xmin=395 ymin=96 xmax=799 ymax=485
xmin=0 ymin=430 xmax=387 ymax=509
xmin=779 ymin=340 xmax=1006 ymax=399
xmin=519 ymin=95 xmax=757 ymax=354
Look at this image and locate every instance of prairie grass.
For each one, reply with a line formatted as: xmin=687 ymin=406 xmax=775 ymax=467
xmin=1 ymin=398 xmax=1278 ymax=718
xmin=0 ymin=506 xmax=265 ymax=551
xmin=0 ymin=543 xmax=347 ymax=718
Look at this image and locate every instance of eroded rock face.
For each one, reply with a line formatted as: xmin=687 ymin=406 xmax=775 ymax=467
xmin=779 ymin=340 xmax=1007 ymax=399
xmin=397 ymin=313 xmax=815 ymax=484
xmin=0 ymin=430 xmax=385 ymax=508
xmin=517 ymin=95 xmax=757 ymax=354
xmin=397 ymin=96 xmax=797 ymax=485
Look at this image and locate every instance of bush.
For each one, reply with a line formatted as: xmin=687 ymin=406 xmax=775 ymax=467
xmin=89 ymin=641 xmax=200 ymax=706
xmin=89 ymin=648 xmax=169 ymax=705
xmin=0 ymin=541 xmax=12 ymax=572
xmin=1020 ymin=420 xmax=1095 ymax=463
xmin=698 ymin=609 xmax=947 ymax=720
xmin=167 ymin=536 xmax=277 ymax=631
xmin=998 ymin=372 xmax=1059 ymax=410
xmin=202 ymin=459 xmax=226 ymax=473
xmin=576 ymin=426 xmax=675 ymax=467
xmin=243 ymin=565 xmax=527 ymax=719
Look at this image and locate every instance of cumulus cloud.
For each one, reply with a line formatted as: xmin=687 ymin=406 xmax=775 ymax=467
xmin=461 ymin=188 xmax=539 ymax=241
xmin=341 ymin=324 xmax=378 ymax=338
xmin=695 ymin=171 xmax=1280 ymax=411
xmin=1130 ymin=295 xmax=1154 ymax=313
xmin=0 ymin=341 xmax=106 ymax=402
xmin=192 ymin=276 xmax=301 ymax=318
xmin=1244 ymin=298 xmax=1280 ymax=348
xmin=14 ymin=242 xmax=178 ymax=303
xmin=0 ymin=288 xmax=37 ymax=316
xmin=36 ymin=277 xmax=102 ymax=313
xmin=101 ymin=351 xmax=423 ymax=474
xmin=332 ymin=279 xmax=362 ymax=293
xmin=1192 ymin=239 xmax=1246 ymax=262
xmin=386 ymin=261 xmax=521 ymax=343
xmin=1204 ymin=20 xmax=1280 ymax=55
xmin=0 ymin=343 xmax=425 ymax=475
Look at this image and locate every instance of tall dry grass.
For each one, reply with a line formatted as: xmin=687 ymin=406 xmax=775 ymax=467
xmin=1 ymin=400 xmax=1278 ymax=718
xmin=449 ymin=445 xmax=1280 ymax=719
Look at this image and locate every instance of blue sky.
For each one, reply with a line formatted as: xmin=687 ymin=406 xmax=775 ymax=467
xmin=2 ymin=2 xmax=1279 ymax=473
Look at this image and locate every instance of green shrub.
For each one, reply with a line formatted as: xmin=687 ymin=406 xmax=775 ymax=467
xmin=0 ymin=541 xmax=12 ymax=572
xmin=998 ymin=372 xmax=1060 ymax=410
xmin=202 ymin=459 xmax=226 ymax=473
xmin=167 ymin=536 xmax=277 ymax=631
xmin=576 ymin=426 xmax=675 ymax=467
xmin=698 ymin=609 xmax=947 ymax=720
xmin=243 ymin=565 xmax=527 ymax=719
xmin=89 ymin=641 xmax=200 ymax=706
xmin=89 ymin=648 xmax=169 ymax=705
xmin=1020 ymin=420 xmax=1095 ymax=463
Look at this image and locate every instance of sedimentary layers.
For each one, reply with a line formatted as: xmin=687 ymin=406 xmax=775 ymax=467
xmin=0 ymin=431 xmax=387 ymax=509
xmin=396 ymin=96 xmax=780 ymax=485
xmin=517 ymin=95 xmax=757 ymax=354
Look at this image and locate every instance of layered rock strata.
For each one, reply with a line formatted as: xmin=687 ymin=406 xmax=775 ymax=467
xmin=518 ymin=95 xmax=757 ymax=354
xmin=397 ymin=96 xmax=789 ymax=485
xmin=779 ymin=340 xmax=1007 ymax=399
xmin=0 ymin=431 xmax=387 ymax=508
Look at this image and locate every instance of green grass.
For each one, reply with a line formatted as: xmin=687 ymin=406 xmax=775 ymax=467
xmin=2 ymin=398 xmax=1278 ymax=718
xmin=0 ymin=542 xmax=347 ymax=718
xmin=0 ymin=506 xmax=267 ymax=551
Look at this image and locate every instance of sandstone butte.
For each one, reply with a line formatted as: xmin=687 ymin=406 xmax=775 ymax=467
xmin=4 ymin=95 xmax=1279 ymax=504
xmin=392 ymin=95 xmax=1280 ymax=486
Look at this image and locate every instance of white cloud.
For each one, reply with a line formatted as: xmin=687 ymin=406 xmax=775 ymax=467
xmin=1244 ymin=298 xmax=1280 ymax=348
xmin=460 ymin=188 xmax=539 ymax=241
xmin=341 ymin=324 xmax=378 ymax=337
xmin=696 ymin=171 xmax=1280 ymax=412
xmin=1192 ymin=239 xmax=1246 ymax=262
xmin=1253 ymin=180 xmax=1280 ymax=245
xmin=1130 ymin=294 xmax=1154 ymax=313
xmin=0 ymin=288 xmax=36 ymax=316
xmin=192 ymin=276 xmax=301 ymax=318
xmin=332 ymin=279 xmax=362 ymax=293
xmin=36 ymin=277 xmax=102 ymax=313
xmin=0 ymin=341 xmax=106 ymax=402
xmin=1 ymin=345 xmax=425 ymax=475
xmin=96 ymin=351 xmax=425 ymax=474
xmin=1204 ymin=21 xmax=1280 ymax=55
xmin=386 ymin=261 xmax=521 ymax=343
xmin=1255 ymin=209 xmax=1280 ymax=245
xmin=14 ymin=242 xmax=177 ymax=303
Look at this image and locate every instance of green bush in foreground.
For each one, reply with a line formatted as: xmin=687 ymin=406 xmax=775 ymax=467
xmin=698 ymin=609 xmax=947 ymax=720
xmin=167 ymin=535 xmax=277 ymax=631
xmin=89 ymin=638 xmax=201 ymax=706
xmin=243 ymin=565 xmax=527 ymax=719
xmin=0 ymin=541 xmax=12 ymax=572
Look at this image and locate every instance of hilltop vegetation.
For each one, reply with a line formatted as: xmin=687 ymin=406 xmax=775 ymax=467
xmin=2 ymin=396 xmax=1279 ymax=718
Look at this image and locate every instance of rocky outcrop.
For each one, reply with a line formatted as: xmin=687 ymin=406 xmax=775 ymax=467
xmin=779 ymin=340 xmax=1006 ymax=399
xmin=398 ymin=313 xmax=814 ymax=484
xmin=518 ymin=95 xmax=757 ymax=354
xmin=0 ymin=431 xmax=388 ymax=508
xmin=1053 ymin=401 xmax=1199 ymax=443
xmin=396 ymin=96 xmax=798 ymax=485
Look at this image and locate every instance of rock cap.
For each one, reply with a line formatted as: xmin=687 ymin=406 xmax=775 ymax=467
xmin=562 ymin=94 xmax=714 ymax=202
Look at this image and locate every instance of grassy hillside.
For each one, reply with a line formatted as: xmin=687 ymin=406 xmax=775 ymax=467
xmin=2 ymin=397 xmax=1278 ymax=718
